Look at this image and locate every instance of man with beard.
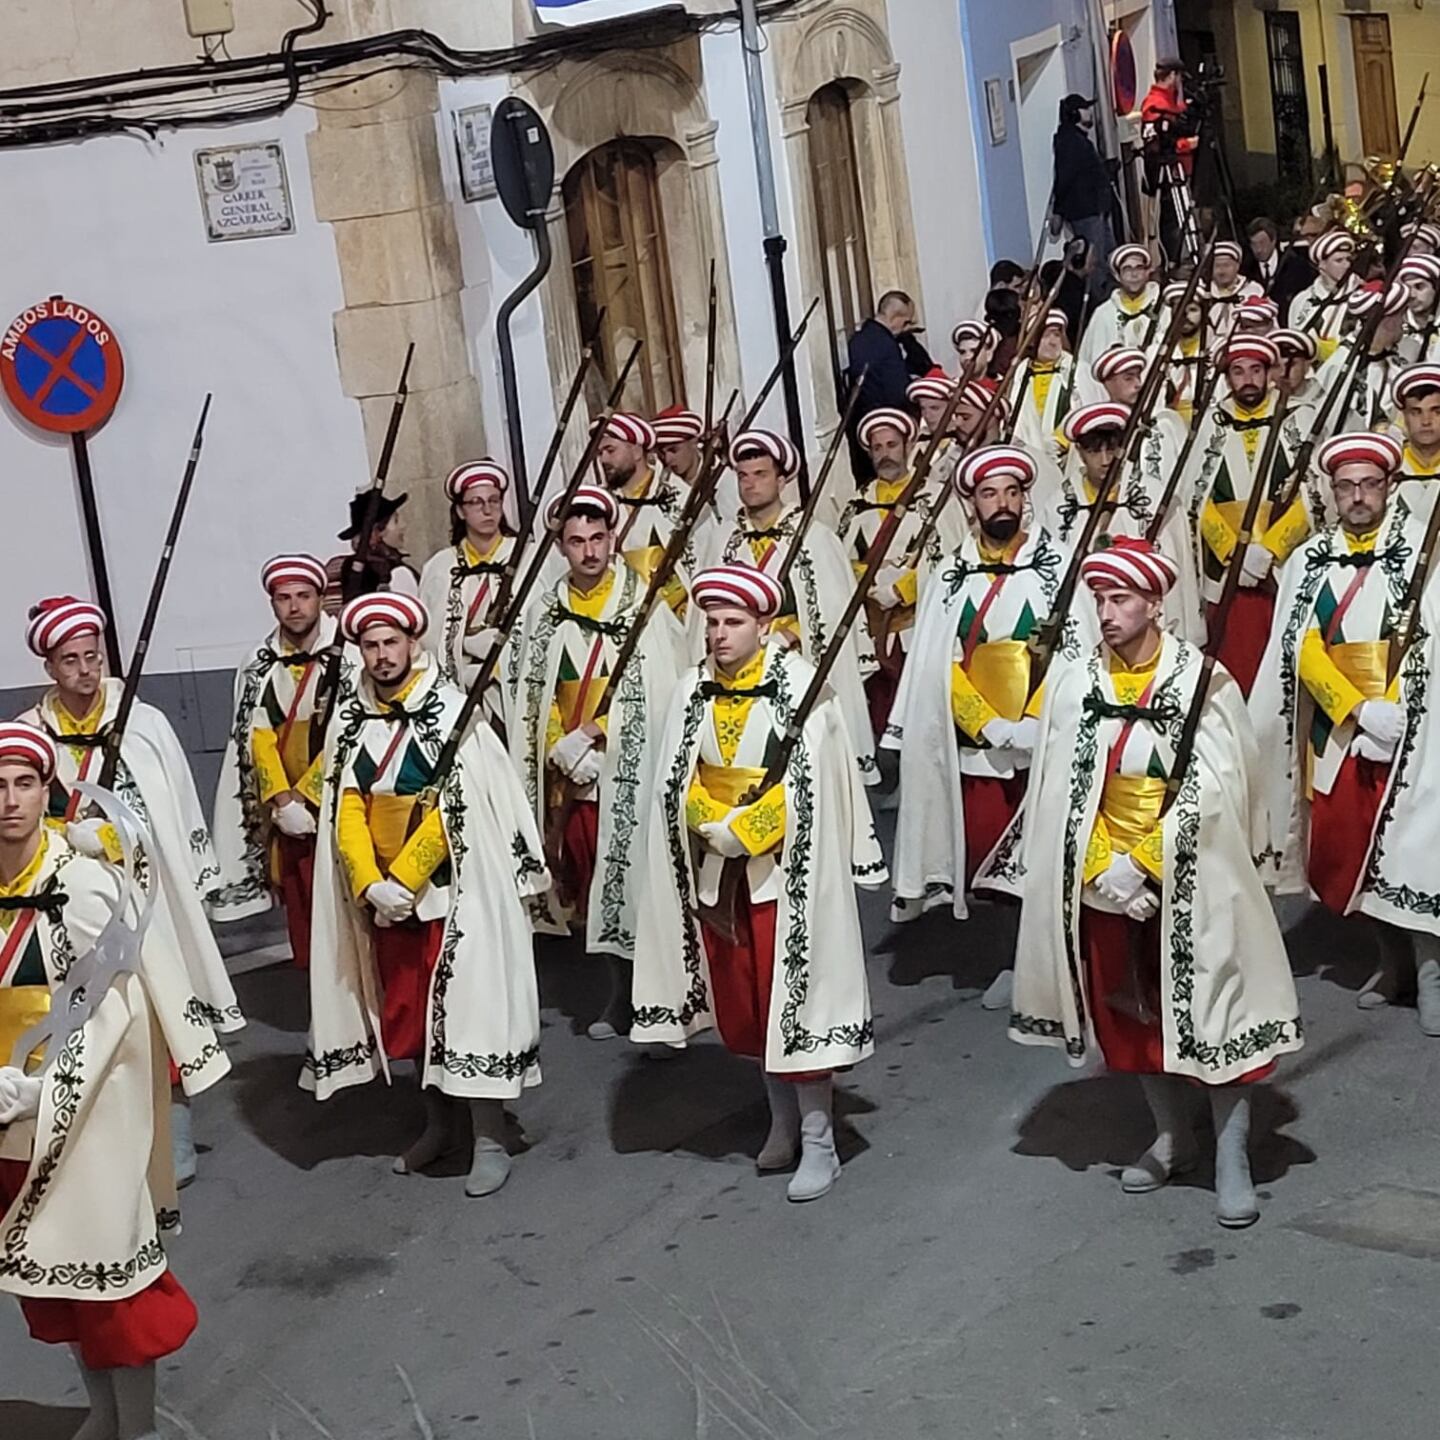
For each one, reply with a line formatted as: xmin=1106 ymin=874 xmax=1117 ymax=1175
xmin=1290 ymin=230 xmax=1356 ymax=350
xmin=1314 ymin=281 xmax=1410 ymax=435
xmin=1398 ymin=255 xmax=1440 ymax=366
xmin=887 ymin=445 xmax=1080 ymax=924
xmin=838 ymin=408 xmax=967 ymax=737
xmin=1182 ymin=335 xmax=1315 ymax=692
xmin=211 ymin=554 xmax=351 ymax=971
xmin=1005 ymin=311 xmax=1077 ymax=460
xmin=1012 ymin=538 xmax=1302 ymax=1227
xmin=305 ymin=593 xmax=549 ymax=1196
xmin=1252 ymin=433 xmax=1440 ymax=1032
xmin=1078 ymin=244 xmax=1166 ymax=373
xmin=507 ymin=486 xmax=684 ymax=1040
xmin=1160 ymin=280 xmax=1205 ymax=426
xmin=697 ymin=429 xmax=877 ymax=784
xmin=630 ymin=566 xmax=884 ymax=1203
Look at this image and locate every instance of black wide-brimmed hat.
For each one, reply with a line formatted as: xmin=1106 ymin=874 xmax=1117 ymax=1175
xmin=338 ymin=490 xmax=408 ymax=540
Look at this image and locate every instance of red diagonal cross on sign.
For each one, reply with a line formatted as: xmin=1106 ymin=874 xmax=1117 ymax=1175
xmin=20 ymin=328 xmax=100 ymax=406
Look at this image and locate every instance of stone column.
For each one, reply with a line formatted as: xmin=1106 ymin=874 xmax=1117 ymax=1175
xmin=870 ymin=62 xmax=921 ymax=303
xmin=681 ymin=118 xmax=742 ymax=407
xmin=306 ymin=69 xmax=485 ymax=561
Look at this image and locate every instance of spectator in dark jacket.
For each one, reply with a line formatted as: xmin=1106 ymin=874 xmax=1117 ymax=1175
xmin=847 ymin=290 xmax=932 ymax=422
xmin=1051 ymin=94 xmax=1115 ymax=301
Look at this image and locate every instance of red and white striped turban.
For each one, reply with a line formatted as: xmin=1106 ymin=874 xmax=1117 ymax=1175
xmin=1212 ymin=240 xmax=1244 ymax=265
xmin=1393 ymin=362 xmax=1440 ymax=405
xmin=1220 ymin=335 xmax=1280 ymax=370
xmin=857 ymin=408 xmax=918 ymax=449
xmin=261 ymin=554 xmax=327 ymax=595
xmin=691 ymin=566 xmax=785 ymax=619
xmin=652 ymin=407 xmax=705 ymax=446
xmin=1315 ymin=432 xmax=1404 ymax=479
xmin=1062 ymin=402 xmax=1129 ymax=443
xmin=1081 ymin=537 xmax=1179 ymax=598
xmin=906 ymin=367 xmax=955 ymax=405
xmin=1399 ymin=254 xmax=1440 ymax=287
xmin=547 ymin=484 xmax=621 ymax=529
xmin=1235 ymin=296 xmax=1279 ymax=327
xmin=959 ymin=379 xmax=1008 ymax=420
xmin=729 ymin=428 xmax=800 ymax=480
xmin=26 ymin=597 xmax=106 ymax=658
xmin=1403 ymin=221 xmax=1440 ymax=251
xmin=1092 ymin=348 xmax=1147 ymax=383
xmin=1347 ymin=281 xmax=1409 ymax=318
xmin=1043 ymin=309 xmax=1070 ymax=332
xmin=0 ymin=723 xmax=58 ymax=783
xmin=1162 ymin=281 xmax=1192 ymax=307
xmin=592 ymin=413 xmax=658 ymax=451
xmin=951 ymin=319 xmax=997 ymax=350
xmin=339 ymin=592 xmax=429 ymax=643
xmin=445 ymin=460 xmax=509 ymax=503
xmin=954 ymin=444 xmax=1038 ymax=497
xmin=1110 ymin=243 xmax=1152 ymax=277
xmin=1311 ymin=230 xmax=1355 ymax=264
xmin=1271 ymin=328 xmax=1318 ymax=361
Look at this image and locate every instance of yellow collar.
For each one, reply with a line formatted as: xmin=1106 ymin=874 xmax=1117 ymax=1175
xmin=714 ymin=650 xmax=767 ymax=691
xmin=1229 ymin=398 xmax=1271 ymax=423
xmin=463 ymin=535 xmax=505 ymax=564
xmin=0 ymin=832 xmax=48 ymax=900
xmin=978 ymin=534 xmax=1025 ymax=564
xmin=1108 ymin=638 xmax=1163 ymax=678
xmin=567 ymin=564 xmax=617 ymax=618
xmin=1404 ymin=445 xmax=1440 ymax=476
xmin=378 ymin=667 xmax=426 ymax=711
xmin=1344 ymin=527 xmax=1380 ymax=554
xmin=620 ymin=469 xmax=655 ymax=501
xmin=874 ymin=476 xmax=910 ymax=505
xmin=53 ymin=692 xmax=105 ymax=737
xmin=1118 ymin=289 xmax=1150 ymax=315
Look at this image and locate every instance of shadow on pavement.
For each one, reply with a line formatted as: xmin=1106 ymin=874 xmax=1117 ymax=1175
xmin=536 ymin=931 xmax=612 ymax=1036
xmin=233 ymin=961 xmax=310 ymax=1034
xmin=882 ymin=898 xmax=1020 ymax=991
xmin=0 ymin=1402 xmax=85 ymax=1439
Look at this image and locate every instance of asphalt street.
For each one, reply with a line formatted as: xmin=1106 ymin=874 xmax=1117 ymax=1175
xmin=5 ymin=824 xmax=1440 ymax=1440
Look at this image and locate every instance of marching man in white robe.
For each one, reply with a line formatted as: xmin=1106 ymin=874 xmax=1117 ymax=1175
xmin=1252 ymin=432 xmax=1440 ymax=1033
xmin=1398 ymin=254 xmax=1440 ymax=366
xmin=1313 ymin=281 xmax=1410 ymax=436
xmin=507 ymin=485 xmax=685 ymax=1039
xmin=630 ymin=566 xmax=885 ymax=1203
xmin=908 ymin=367 xmax=967 ymax=493
xmin=1004 ymin=310 xmax=1078 ymax=460
xmin=837 ymin=407 xmax=968 ymax=739
xmin=1010 ymin=539 xmax=1302 ymax=1228
xmin=1159 ymin=281 xmax=1206 ymax=428
xmin=418 ymin=460 xmax=521 ymax=708
xmin=1273 ymin=327 xmax=1324 ymax=409
xmin=1077 ymin=244 xmax=1167 ymax=374
xmin=304 ymin=592 xmax=550 ymax=1197
xmin=19 ymin=597 xmax=238 ymax=1186
xmin=0 ymin=723 xmax=203 ymax=1440
xmin=1393 ymin=362 xmax=1440 ymax=525
xmin=211 ymin=554 xmax=344 ymax=970
xmin=886 ymin=445 xmax=1075 ymax=922
xmin=1289 ymin=229 xmax=1357 ymax=350
xmin=1203 ymin=240 xmax=1262 ymax=342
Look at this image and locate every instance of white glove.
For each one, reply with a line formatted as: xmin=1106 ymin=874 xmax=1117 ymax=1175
xmin=65 ymin=818 xmax=107 ymax=858
xmin=1238 ymin=542 xmax=1273 ymax=589
xmin=1125 ymin=890 xmax=1161 ymax=923
xmin=1357 ymin=699 xmax=1405 ymax=749
xmin=1351 ymin=730 xmax=1397 ymax=763
xmin=462 ymin=627 xmax=500 ymax=662
xmin=569 ymin=748 xmax=604 ymax=789
xmin=699 ymin=816 xmax=749 ymax=859
xmin=984 ymin=716 xmax=1039 ymax=755
xmin=271 ymin=799 xmax=317 ymax=838
xmin=871 ymin=565 xmax=909 ymax=612
xmin=0 ymin=1067 xmax=42 ymax=1125
xmin=365 ymin=880 xmax=415 ymax=924
xmin=1094 ymin=853 xmax=1149 ymax=909
xmin=548 ymin=727 xmax=596 ymax=778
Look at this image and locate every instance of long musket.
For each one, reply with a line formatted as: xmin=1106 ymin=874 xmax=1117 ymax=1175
xmin=98 ymin=396 xmax=213 ymax=790
xmin=1399 ymin=72 xmax=1430 ymax=170
xmin=1000 ymin=201 xmax=1063 ymax=437
xmin=738 ymin=297 xmax=821 ymax=436
xmin=525 ymin=311 xmax=605 ymax=526
xmin=1386 ymin=467 xmax=1440 ymax=688
xmin=1143 ymin=350 xmax=1225 ymax=543
xmin=703 ymin=260 xmax=718 ymax=440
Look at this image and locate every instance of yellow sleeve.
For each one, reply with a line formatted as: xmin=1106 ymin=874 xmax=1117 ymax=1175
xmin=545 ymin=698 xmax=564 ymax=756
xmin=1130 ymin=825 xmax=1165 ymax=883
xmin=661 ymin=574 xmax=688 ymax=617
xmin=1299 ymin=627 xmax=1365 ymax=726
xmin=685 ymin=775 xmax=729 ymax=832
xmin=294 ymin=753 xmax=325 ymax=810
xmin=1200 ymin=498 xmax=1238 ymax=565
xmin=336 ymin=789 xmax=384 ymax=900
xmin=251 ymin=726 xmax=290 ymax=804
xmin=1317 ymin=337 xmax=1340 ymax=366
xmin=1024 ymin=682 xmax=1045 ymax=719
xmin=772 ymin=615 xmax=802 ymax=647
xmin=1083 ymin=814 xmax=1113 ymax=884
xmin=892 ymin=567 xmax=919 ymax=608
xmin=729 ymin=783 xmax=787 ymax=857
xmin=1261 ymin=495 xmax=1310 ymax=563
xmin=951 ymin=661 xmax=1000 ymax=741
xmin=389 ymin=806 xmax=450 ymax=894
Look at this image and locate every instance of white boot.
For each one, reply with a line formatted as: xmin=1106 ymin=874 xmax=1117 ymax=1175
xmin=69 ymin=1346 xmax=118 ymax=1440
xmin=1358 ymin=925 xmax=1409 ymax=1010
xmin=1210 ymin=1087 xmax=1259 ymax=1229
xmin=393 ymin=1087 xmax=455 ymax=1175
xmin=1121 ymin=1075 xmax=1199 ymax=1193
xmin=466 ymin=1098 xmax=512 ymax=1198
xmin=1414 ymin=934 xmax=1440 ymax=1037
xmin=756 ymin=1075 xmax=800 ymax=1172
xmin=787 ymin=1078 xmax=841 ymax=1203
xmin=980 ymin=968 xmax=1014 ymax=1011
xmin=170 ymin=1093 xmax=196 ymax=1191
xmin=587 ymin=958 xmax=633 ymax=1040
xmin=110 ymin=1361 xmax=159 ymax=1440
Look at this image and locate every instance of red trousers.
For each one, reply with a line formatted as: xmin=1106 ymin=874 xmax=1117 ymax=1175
xmin=866 ymin=666 xmax=903 ymax=739
xmin=372 ymin=918 xmax=444 ymax=1061
xmin=560 ymin=799 xmax=600 ymax=918
xmin=700 ymin=886 xmax=825 ymax=1081
xmin=1309 ymin=753 xmax=1388 ymax=915
xmin=1081 ymin=908 xmax=1273 ymax=1081
xmin=961 ymin=772 xmax=1027 ymax=891
xmin=0 ymin=1161 xmax=197 ymax=1368
xmin=275 ymin=833 xmax=315 ymax=970
xmin=1207 ymin=588 xmax=1274 ymax=697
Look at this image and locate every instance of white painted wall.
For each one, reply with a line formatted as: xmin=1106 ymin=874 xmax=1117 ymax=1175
xmin=887 ymin=0 xmax=993 ymax=337
xmin=0 ymin=107 xmax=367 ymax=688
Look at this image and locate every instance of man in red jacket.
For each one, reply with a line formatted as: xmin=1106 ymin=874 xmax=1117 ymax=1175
xmin=1141 ymin=60 xmax=1199 ymax=264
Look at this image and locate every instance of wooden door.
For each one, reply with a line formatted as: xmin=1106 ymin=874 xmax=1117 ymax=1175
xmin=1349 ymin=14 xmax=1401 ymax=159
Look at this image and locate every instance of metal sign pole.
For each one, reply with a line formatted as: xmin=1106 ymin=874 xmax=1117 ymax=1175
xmin=69 ymin=430 xmax=123 ymax=674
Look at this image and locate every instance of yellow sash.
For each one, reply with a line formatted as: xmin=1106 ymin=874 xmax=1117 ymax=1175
xmin=0 ymin=986 xmax=50 ymax=1073
xmin=1100 ymin=775 xmax=1166 ymax=855
xmin=556 ymin=677 xmax=609 ymax=730
xmin=966 ymin=641 xmax=1031 ymax=723
xmin=1330 ymin=640 xmax=1391 ymax=701
xmin=623 ymin=544 xmax=667 ymax=586
xmin=366 ymin=794 xmax=420 ymax=871
xmin=696 ymin=763 xmax=768 ymax=807
xmin=1214 ymin=498 xmax=1275 ymax=535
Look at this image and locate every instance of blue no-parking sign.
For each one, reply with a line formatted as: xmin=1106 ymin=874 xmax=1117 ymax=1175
xmin=0 ymin=297 xmax=125 ymax=434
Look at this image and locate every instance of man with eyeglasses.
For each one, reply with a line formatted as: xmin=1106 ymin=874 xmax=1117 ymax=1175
xmin=1252 ymin=433 xmax=1440 ymax=1033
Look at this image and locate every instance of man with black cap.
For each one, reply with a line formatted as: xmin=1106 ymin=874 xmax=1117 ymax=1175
xmin=324 ymin=490 xmax=419 ymax=615
xmin=1051 ymin=94 xmax=1114 ymax=302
